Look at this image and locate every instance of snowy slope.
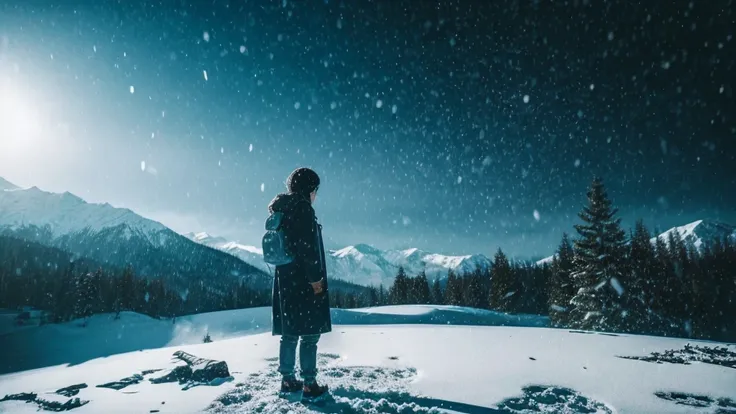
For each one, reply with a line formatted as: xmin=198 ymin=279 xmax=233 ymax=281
xmin=0 ymin=178 xmax=268 ymax=287
xmin=0 ymin=177 xmax=19 ymax=191
xmin=1 ymin=306 xmax=734 ymax=414
xmin=0 ymin=305 xmax=547 ymax=375
xmin=186 ymin=233 xmax=492 ymax=286
xmin=536 ymin=219 xmax=736 ymax=266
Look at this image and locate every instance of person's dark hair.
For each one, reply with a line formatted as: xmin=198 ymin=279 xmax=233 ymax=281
xmin=286 ymin=167 xmax=320 ymax=195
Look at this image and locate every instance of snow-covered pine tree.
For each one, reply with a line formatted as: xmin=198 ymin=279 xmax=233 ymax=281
xmin=548 ymin=233 xmax=575 ymax=326
xmin=489 ymin=248 xmax=513 ymax=311
xmin=568 ymin=177 xmax=628 ymax=332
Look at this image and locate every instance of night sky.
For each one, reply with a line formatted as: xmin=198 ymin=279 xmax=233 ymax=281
xmin=0 ymin=0 xmax=734 ymax=259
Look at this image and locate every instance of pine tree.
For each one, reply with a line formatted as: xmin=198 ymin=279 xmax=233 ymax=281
xmin=444 ymin=270 xmax=463 ymax=306
xmin=73 ymin=272 xmax=97 ymax=326
xmin=431 ymin=278 xmax=443 ymax=305
xmin=489 ymin=249 xmax=514 ymax=311
xmin=367 ymin=286 xmax=379 ymax=307
xmin=389 ymin=266 xmax=409 ymax=305
xmin=627 ymin=220 xmax=661 ymax=334
xmin=548 ymin=233 xmax=575 ymax=326
xmin=568 ymin=177 xmax=628 ymax=332
xmin=415 ymin=271 xmax=431 ymax=304
xmin=461 ymin=269 xmax=488 ymax=309
xmin=378 ymin=285 xmax=387 ymax=306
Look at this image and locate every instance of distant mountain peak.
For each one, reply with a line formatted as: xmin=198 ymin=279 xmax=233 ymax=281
xmin=187 ymin=233 xmax=492 ymax=287
xmin=333 ymin=243 xmax=383 ymax=258
xmin=536 ymin=218 xmax=735 ymax=266
xmin=654 ymin=219 xmax=736 ymax=250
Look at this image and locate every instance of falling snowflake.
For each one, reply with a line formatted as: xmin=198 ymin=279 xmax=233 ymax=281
xmin=221 ymin=147 xmax=224 ymax=154
xmin=391 ymin=104 xmax=398 ymax=114
xmin=239 ymin=45 xmax=246 ymax=54
xmin=203 ymin=70 xmax=208 ymax=81
xmin=533 ymin=210 xmax=541 ymax=221
xmin=590 ymin=84 xmax=595 ymax=91
xmin=376 ymin=100 xmax=383 ymax=109
xmin=260 ymin=183 xmax=265 ymax=192
xmin=610 ymin=278 xmax=625 ymax=296
xmin=523 ymin=95 xmax=530 ymax=103
xmin=607 ymin=31 xmax=614 ymax=41
xmin=294 ymin=102 xmax=301 ymax=110
xmin=574 ymin=159 xmax=581 ymax=167
xmin=203 ymin=32 xmax=210 ymax=42
xmin=140 ymin=161 xmax=146 ymax=171
xmin=249 ymin=144 xmax=253 ymax=152
xmin=330 ymin=102 xmax=337 ymax=110
xmin=457 ymin=176 xmax=462 ymax=184
xmin=129 ymin=86 xmax=135 ymax=94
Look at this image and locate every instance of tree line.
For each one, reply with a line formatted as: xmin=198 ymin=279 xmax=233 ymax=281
xmin=0 ymin=236 xmax=270 ymax=324
xmin=368 ymin=178 xmax=735 ymax=343
xmin=2 ymin=177 xmax=734 ymax=342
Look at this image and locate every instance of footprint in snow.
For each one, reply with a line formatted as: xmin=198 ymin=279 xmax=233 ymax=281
xmin=495 ymin=385 xmax=614 ymax=413
xmin=655 ymin=391 xmax=736 ymax=411
xmin=207 ymin=353 xmax=447 ymax=413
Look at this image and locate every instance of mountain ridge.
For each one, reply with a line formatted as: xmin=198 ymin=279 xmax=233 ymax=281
xmin=0 ymin=177 xmax=269 ymax=289
xmin=184 ymin=232 xmax=493 ymax=287
xmin=535 ymin=219 xmax=736 ymax=266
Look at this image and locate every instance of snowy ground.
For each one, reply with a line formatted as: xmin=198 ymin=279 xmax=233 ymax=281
xmin=0 ymin=306 xmax=734 ymax=413
xmin=0 ymin=305 xmax=546 ymax=374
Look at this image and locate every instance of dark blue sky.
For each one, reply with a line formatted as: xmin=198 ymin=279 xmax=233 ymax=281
xmin=0 ymin=0 xmax=734 ymax=259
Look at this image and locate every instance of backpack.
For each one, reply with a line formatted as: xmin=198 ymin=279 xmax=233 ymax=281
xmin=262 ymin=211 xmax=294 ymax=266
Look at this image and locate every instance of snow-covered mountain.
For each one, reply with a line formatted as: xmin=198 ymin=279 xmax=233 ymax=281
xmin=654 ymin=219 xmax=736 ymax=250
xmin=185 ymin=232 xmax=268 ymax=272
xmin=0 ymin=178 xmax=268 ymax=288
xmin=185 ymin=233 xmax=492 ymax=287
xmin=535 ymin=219 xmax=736 ymax=266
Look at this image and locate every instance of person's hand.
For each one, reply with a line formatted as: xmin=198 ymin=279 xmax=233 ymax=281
xmin=310 ymin=279 xmax=324 ymax=295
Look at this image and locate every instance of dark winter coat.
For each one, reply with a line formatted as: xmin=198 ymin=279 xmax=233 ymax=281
xmin=268 ymin=192 xmax=331 ymax=336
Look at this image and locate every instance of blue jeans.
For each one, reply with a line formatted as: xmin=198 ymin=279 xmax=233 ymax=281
xmin=278 ymin=334 xmax=320 ymax=382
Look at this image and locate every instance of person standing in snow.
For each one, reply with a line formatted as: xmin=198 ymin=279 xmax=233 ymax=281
xmin=268 ymin=167 xmax=331 ymax=401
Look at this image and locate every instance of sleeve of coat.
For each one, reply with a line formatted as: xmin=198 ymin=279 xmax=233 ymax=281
xmin=289 ymin=201 xmax=322 ymax=283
